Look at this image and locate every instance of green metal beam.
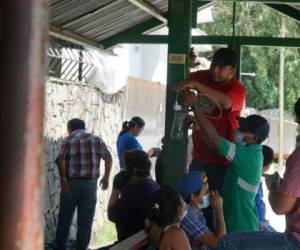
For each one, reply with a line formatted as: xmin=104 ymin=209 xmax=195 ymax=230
xmin=194 ymin=1 xmax=213 ymax=28
xmin=101 ymin=15 xmax=166 ymax=49
xmin=198 ymin=0 xmax=300 ymax=3
xmin=195 ymin=1 xmax=212 ymax=9
xmin=116 ymin=35 xmax=228 ymax=44
xmin=192 ymin=0 xmax=198 ymax=28
xmin=265 ymin=4 xmax=300 ymax=22
xmin=163 ymin=0 xmax=193 ymax=188
xmin=117 ymin=35 xmax=168 ymax=44
xmin=192 ymin=36 xmax=300 ymax=47
xmin=102 ymin=1 xmax=214 ymax=50
xmin=229 ymin=38 xmax=242 ymax=80
xmin=238 ymin=36 xmax=300 ymax=47
xmin=120 ymin=35 xmax=300 ymax=47
xmin=127 ymin=0 xmax=168 ymax=23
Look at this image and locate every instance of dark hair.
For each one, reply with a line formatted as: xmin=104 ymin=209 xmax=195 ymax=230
xmin=67 ymin=118 xmax=85 ymax=131
xmin=294 ymin=98 xmax=300 ymax=119
xmin=296 ymin=135 xmax=300 ymax=148
xmin=262 ymin=145 xmax=274 ymax=167
xmin=147 ymin=186 xmax=182 ymax=227
xmin=124 ymin=150 xmax=151 ymax=178
xmin=184 ymin=187 xmax=202 ymax=204
xmin=118 ymin=116 xmax=145 ymax=137
xmin=212 ymin=48 xmax=238 ymax=67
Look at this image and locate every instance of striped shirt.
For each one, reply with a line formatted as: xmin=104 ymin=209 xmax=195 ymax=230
xmin=181 ymin=204 xmax=210 ymax=250
xmin=58 ymin=129 xmax=110 ymax=179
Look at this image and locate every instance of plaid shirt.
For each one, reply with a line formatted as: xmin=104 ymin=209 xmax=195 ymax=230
xmin=58 ymin=129 xmax=110 ymax=179
xmin=180 ymin=204 xmax=210 ymax=250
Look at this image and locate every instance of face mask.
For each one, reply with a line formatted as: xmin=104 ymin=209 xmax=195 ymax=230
xmin=234 ymin=131 xmax=246 ymax=145
xmin=197 ymin=194 xmax=210 ymax=210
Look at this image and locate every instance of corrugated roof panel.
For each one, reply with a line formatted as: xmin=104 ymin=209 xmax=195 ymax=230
xmin=63 ymin=0 xmax=140 ymax=32
xmin=49 ymin=0 xmax=169 ymax=43
xmin=49 ymin=0 xmax=168 ymax=43
xmin=50 ymin=0 xmax=115 ymax=25
xmin=148 ymin=0 xmax=169 ymax=11
xmin=79 ymin=0 xmax=168 ymax=41
xmin=50 ymin=0 xmax=300 ymax=48
xmin=89 ymin=14 xmax=152 ymax=41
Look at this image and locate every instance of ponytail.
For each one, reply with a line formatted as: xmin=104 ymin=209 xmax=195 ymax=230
xmin=118 ymin=116 xmax=145 ymax=137
xmin=146 ymin=186 xmax=182 ymax=228
xmin=118 ymin=120 xmax=135 ymax=137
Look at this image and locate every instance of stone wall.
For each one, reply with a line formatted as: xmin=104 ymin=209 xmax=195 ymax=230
xmin=43 ymin=78 xmax=124 ymax=246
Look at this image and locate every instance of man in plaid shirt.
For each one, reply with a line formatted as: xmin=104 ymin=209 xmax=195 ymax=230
xmin=55 ymin=118 xmax=112 ymax=250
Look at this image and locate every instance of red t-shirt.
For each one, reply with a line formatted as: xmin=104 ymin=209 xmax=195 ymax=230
xmin=190 ymin=70 xmax=246 ymax=166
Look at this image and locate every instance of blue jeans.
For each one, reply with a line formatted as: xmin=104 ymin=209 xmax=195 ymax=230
xmin=260 ymin=221 xmax=276 ymax=232
xmin=55 ymin=179 xmax=97 ymax=250
xmin=217 ymin=231 xmax=300 ymax=250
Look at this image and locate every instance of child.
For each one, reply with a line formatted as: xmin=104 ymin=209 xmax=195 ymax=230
xmin=179 ymin=171 xmax=226 ymax=249
xmin=255 ymin=145 xmax=276 ymax=232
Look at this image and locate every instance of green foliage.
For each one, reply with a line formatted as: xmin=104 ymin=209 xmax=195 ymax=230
xmin=198 ymin=1 xmax=300 ymax=113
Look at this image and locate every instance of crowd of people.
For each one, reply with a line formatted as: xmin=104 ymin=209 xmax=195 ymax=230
xmin=53 ymin=48 xmax=300 ymax=250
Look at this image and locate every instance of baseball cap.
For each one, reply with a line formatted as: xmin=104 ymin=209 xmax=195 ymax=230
xmin=178 ymin=171 xmax=203 ymax=200
xmin=237 ymin=115 xmax=270 ymax=143
xmin=211 ymin=48 xmax=238 ymax=67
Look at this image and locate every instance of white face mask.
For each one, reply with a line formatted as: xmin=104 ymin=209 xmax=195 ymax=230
xmin=197 ymin=194 xmax=210 ymax=210
xmin=234 ymin=131 xmax=246 ymax=145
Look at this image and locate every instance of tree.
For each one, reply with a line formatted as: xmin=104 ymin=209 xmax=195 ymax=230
xmin=198 ymin=2 xmax=300 ymax=113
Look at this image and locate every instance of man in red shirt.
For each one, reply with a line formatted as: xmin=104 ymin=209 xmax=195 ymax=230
xmin=174 ymin=48 xmax=246 ymax=192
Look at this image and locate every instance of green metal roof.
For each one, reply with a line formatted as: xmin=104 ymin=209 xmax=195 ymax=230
xmin=48 ymin=0 xmax=300 ymax=51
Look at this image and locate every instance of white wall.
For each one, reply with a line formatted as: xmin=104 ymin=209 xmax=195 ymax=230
xmin=44 ymin=79 xmax=124 ymax=246
xmin=129 ymin=44 xmax=168 ymax=85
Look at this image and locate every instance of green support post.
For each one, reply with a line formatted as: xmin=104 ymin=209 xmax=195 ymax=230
xmin=229 ymin=38 xmax=242 ymax=80
xmin=163 ymin=0 xmax=193 ymax=188
xmin=229 ymin=2 xmax=242 ymax=80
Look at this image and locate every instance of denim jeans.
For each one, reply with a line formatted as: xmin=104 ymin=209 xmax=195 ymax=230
xmin=55 ymin=179 xmax=97 ymax=250
xmin=260 ymin=221 xmax=276 ymax=232
xmin=217 ymin=231 xmax=300 ymax=250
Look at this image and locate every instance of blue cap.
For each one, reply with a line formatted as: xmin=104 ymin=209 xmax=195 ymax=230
xmin=238 ymin=115 xmax=270 ymax=143
xmin=178 ymin=171 xmax=203 ymax=200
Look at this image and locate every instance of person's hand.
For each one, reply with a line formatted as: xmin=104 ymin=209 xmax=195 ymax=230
xmin=61 ymin=178 xmax=69 ymax=192
xmin=100 ymin=176 xmax=109 ymax=190
xmin=265 ymin=172 xmax=281 ymax=191
xmin=171 ymin=80 xmax=201 ymax=92
xmin=210 ymin=191 xmax=223 ymax=210
xmin=184 ymin=115 xmax=199 ymax=130
xmin=189 ymin=47 xmax=200 ymax=68
xmin=180 ymin=90 xmax=198 ymax=106
xmin=147 ymin=148 xmax=154 ymax=157
xmin=150 ymin=147 xmax=161 ymax=157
